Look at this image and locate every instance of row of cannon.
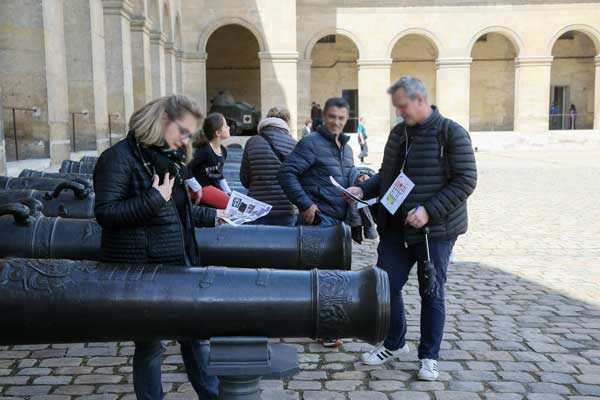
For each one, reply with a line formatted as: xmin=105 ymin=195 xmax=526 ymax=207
xmin=0 ymin=150 xmax=389 ymax=400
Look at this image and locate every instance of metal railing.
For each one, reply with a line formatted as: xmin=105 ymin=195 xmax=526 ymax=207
xmin=549 ymin=112 xmax=594 ymax=130
xmin=2 ymin=106 xmax=41 ymax=161
xmin=70 ymin=111 xmax=89 ymax=153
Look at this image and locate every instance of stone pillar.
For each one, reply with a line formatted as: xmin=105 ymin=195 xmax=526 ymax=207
xmin=64 ymin=0 xmax=110 ymax=153
xmin=358 ymin=58 xmax=392 ymax=149
xmin=182 ymin=52 xmax=208 ymax=115
xmin=150 ymin=31 xmax=166 ymax=98
xmin=43 ymin=0 xmax=71 ymax=165
xmin=130 ymin=16 xmax=154 ymax=110
xmin=514 ymin=56 xmax=553 ymax=133
xmin=436 ymin=58 xmax=472 ymax=130
xmin=0 ymin=86 xmax=6 ymax=175
xmin=259 ymin=52 xmax=299 ymax=137
xmin=297 ymin=58 xmax=312 ymax=138
xmin=175 ymin=50 xmax=184 ymax=94
xmin=594 ymin=55 xmax=600 ymax=130
xmin=103 ymin=0 xmax=134 ymax=142
xmin=164 ymin=42 xmax=177 ymax=95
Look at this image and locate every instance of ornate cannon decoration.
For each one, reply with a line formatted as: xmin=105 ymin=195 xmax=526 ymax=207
xmin=0 ymin=183 xmax=94 ymax=218
xmin=0 ymin=258 xmax=389 ymax=346
xmin=0 ymin=205 xmax=351 ymax=269
xmin=18 ymin=169 xmax=93 ymax=182
xmin=0 ymin=176 xmax=92 ymax=191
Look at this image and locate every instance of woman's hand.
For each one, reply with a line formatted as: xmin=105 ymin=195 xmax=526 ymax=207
xmin=152 ymin=173 xmax=175 ymax=201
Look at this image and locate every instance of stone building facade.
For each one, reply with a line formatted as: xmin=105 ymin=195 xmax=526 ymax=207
xmin=1 ymin=0 xmax=599 ymax=165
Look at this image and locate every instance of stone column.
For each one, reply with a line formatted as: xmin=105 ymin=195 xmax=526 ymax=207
xmin=436 ymin=57 xmax=472 ymax=130
xmin=175 ymin=50 xmax=184 ymax=94
xmin=594 ymin=55 xmax=600 ymax=130
xmin=182 ymin=52 xmax=208 ymax=115
xmin=0 ymin=86 xmax=6 ymax=175
xmin=297 ymin=58 xmax=312 ymax=138
xmin=43 ymin=0 xmax=71 ymax=165
xmin=103 ymin=0 xmax=134 ymax=142
xmin=259 ymin=52 xmax=299 ymax=137
xmin=130 ymin=16 xmax=154 ymax=110
xmin=358 ymin=58 xmax=392 ymax=150
xmin=164 ymin=42 xmax=177 ymax=95
xmin=514 ymin=56 xmax=553 ymax=133
xmin=64 ymin=0 xmax=110 ymax=153
xmin=150 ymin=31 xmax=166 ymax=98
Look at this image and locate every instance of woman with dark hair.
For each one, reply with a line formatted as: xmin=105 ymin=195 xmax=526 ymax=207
xmin=189 ymin=112 xmax=232 ymax=194
xmin=93 ymin=95 xmax=220 ymax=400
xmin=240 ymin=106 xmax=298 ymax=226
xmin=569 ymin=104 xmax=577 ymax=130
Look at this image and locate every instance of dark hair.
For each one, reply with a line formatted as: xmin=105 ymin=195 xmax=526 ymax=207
xmin=266 ymin=106 xmax=290 ymax=123
xmin=195 ymin=113 xmax=225 ymax=146
xmin=323 ymin=97 xmax=350 ymax=114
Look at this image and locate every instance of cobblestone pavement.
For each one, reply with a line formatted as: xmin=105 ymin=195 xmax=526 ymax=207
xmin=2 ymin=149 xmax=600 ymax=400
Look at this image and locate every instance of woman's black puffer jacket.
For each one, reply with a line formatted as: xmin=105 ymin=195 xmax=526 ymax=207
xmin=93 ymin=131 xmax=216 ymax=265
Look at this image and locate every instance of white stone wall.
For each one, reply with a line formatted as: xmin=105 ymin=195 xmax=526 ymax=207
xmin=2 ymin=0 xmax=600 ymax=163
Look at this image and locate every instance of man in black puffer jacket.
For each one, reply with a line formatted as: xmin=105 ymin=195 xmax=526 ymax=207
xmin=346 ymin=77 xmax=477 ymax=381
xmin=279 ymin=97 xmax=357 ymax=228
xmin=240 ymin=114 xmax=298 ymax=226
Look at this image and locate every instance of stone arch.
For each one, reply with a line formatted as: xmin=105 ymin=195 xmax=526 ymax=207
xmin=205 ymin=23 xmax=262 ymax=123
xmin=147 ymin=0 xmax=160 ymax=30
xmin=469 ymin=31 xmax=519 ymax=131
xmin=308 ymin=31 xmax=360 ymax=132
xmin=547 ymin=24 xmax=600 ymax=56
xmin=303 ymin=28 xmax=362 ymax=61
xmin=467 ymin=26 xmax=524 ymax=57
xmin=549 ymin=28 xmax=598 ymax=130
xmin=387 ymin=28 xmax=442 ymax=59
xmin=198 ymin=17 xmax=266 ymax=54
xmin=162 ymin=1 xmax=173 ymax=43
xmin=174 ymin=14 xmax=182 ymax=50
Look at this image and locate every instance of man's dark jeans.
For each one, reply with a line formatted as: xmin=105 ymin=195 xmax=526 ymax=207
xmin=133 ymin=340 xmax=219 ymax=400
xmin=376 ymin=229 xmax=456 ymax=360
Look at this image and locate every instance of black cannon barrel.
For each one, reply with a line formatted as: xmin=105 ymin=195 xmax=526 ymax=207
xmin=0 ymin=210 xmax=101 ymax=260
xmin=59 ymin=160 xmax=96 ymax=174
xmin=0 ymin=185 xmax=94 ymax=218
xmin=0 ymin=258 xmax=390 ymax=345
xmin=0 ymin=176 xmax=91 ymax=191
xmin=0 ymin=211 xmax=351 ymax=269
xmin=79 ymin=155 xmax=98 ymax=163
xmin=199 ymin=224 xmax=351 ymax=269
xmin=19 ymin=169 xmax=93 ymax=182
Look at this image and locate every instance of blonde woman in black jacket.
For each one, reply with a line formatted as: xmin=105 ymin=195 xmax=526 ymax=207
xmin=93 ymin=95 xmax=219 ymax=400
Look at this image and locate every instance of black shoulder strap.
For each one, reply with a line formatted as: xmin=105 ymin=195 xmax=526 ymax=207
xmin=261 ymin=134 xmax=286 ymax=163
xmin=438 ymin=118 xmax=451 ymax=179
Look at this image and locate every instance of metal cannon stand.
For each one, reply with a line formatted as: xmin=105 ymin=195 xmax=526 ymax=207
xmin=207 ymin=337 xmax=299 ymax=400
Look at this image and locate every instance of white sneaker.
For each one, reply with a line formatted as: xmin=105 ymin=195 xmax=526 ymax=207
xmin=418 ymin=358 xmax=439 ymax=381
xmin=360 ymin=343 xmax=409 ymax=365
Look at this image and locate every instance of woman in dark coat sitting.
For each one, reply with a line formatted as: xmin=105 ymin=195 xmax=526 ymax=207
xmin=240 ymin=107 xmax=298 ymax=226
xmin=93 ymin=95 xmax=220 ymax=400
